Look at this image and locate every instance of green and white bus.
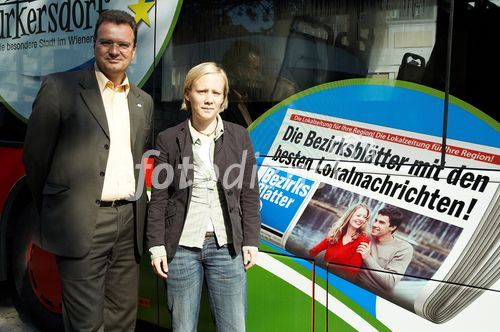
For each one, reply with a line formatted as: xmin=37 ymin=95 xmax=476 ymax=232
xmin=1 ymin=0 xmax=498 ymax=331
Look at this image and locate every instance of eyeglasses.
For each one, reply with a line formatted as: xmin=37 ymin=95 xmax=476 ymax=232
xmin=97 ymin=39 xmax=133 ymax=51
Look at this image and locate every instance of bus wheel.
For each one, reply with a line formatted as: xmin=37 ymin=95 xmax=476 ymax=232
xmin=10 ymin=201 xmax=63 ymax=331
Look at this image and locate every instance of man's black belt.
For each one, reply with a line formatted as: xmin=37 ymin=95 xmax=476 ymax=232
xmin=99 ymin=199 xmax=131 ymax=208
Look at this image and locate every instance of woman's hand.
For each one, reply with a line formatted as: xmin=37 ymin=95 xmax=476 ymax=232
xmin=151 ymin=256 xmax=169 ymax=279
xmin=243 ymin=248 xmax=258 ymax=270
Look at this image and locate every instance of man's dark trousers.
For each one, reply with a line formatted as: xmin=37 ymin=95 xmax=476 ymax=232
xmin=56 ymin=203 xmax=138 ymax=332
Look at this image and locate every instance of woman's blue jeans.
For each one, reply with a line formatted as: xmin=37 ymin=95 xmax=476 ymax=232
xmin=166 ymin=237 xmax=247 ymax=332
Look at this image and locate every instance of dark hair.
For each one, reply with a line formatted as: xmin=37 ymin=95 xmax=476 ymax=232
xmin=378 ymin=205 xmax=404 ymax=233
xmin=94 ymin=10 xmax=138 ymax=46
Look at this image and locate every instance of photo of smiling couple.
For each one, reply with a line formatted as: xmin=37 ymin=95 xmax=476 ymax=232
xmin=308 ymin=202 xmax=414 ymax=292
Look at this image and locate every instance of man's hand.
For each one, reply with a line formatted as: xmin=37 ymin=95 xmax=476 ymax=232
xmin=243 ymin=248 xmax=258 ymax=270
xmin=151 ymin=256 xmax=168 ymax=279
xmin=356 ymin=242 xmax=371 ymax=260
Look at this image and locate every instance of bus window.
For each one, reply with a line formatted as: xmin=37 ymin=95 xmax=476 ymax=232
xmin=277 ymin=16 xmax=334 ymax=92
xmin=152 ymin=0 xmax=444 ymax=134
xmin=424 ymin=0 xmax=500 ymax=122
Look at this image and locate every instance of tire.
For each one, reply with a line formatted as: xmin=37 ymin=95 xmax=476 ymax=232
xmin=9 ymin=201 xmax=64 ymax=331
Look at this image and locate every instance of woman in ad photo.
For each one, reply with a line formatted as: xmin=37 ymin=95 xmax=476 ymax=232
xmin=308 ymin=203 xmax=370 ymax=279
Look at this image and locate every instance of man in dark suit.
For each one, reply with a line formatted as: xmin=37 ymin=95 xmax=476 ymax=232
xmin=23 ymin=10 xmax=153 ymax=332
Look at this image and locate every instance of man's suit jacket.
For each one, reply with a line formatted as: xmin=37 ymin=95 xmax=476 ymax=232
xmin=23 ymin=67 xmax=153 ymax=259
xmin=146 ymin=119 xmax=261 ymax=260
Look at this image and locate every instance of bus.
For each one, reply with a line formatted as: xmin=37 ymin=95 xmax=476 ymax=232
xmin=1 ymin=0 xmax=499 ymax=331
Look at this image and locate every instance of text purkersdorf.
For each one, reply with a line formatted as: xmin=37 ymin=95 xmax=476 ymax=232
xmin=0 ymin=0 xmax=109 ymax=39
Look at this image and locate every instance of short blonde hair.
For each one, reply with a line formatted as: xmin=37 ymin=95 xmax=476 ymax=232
xmin=181 ymin=62 xmax=229 ymax=112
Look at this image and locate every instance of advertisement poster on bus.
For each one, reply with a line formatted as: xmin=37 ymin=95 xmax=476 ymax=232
xmin=249 ymin=79 xmax=499 ymax=331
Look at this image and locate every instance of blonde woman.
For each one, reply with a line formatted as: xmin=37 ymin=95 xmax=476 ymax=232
xmin=309 ymin=203 xmax=370 ymax=279
xmin=146 ymin=62 xmax=261 ymax=332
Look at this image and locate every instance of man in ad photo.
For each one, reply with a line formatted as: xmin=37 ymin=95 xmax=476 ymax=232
xmin=356 ymin=205 xmax=414 ymax=293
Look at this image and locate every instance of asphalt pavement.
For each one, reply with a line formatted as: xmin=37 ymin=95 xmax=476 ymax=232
xmin=0 ymin=281 xmax=165 ymax=332
xmin=0 ymin=281 xmax=41 ymax=332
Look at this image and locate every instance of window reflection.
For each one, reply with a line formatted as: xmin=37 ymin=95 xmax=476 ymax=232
xmin=155 ymin=0 xmax=442 ymax=131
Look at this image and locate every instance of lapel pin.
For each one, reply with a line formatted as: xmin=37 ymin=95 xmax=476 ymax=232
xmin=137 ymin=103 xmax=143 ymax=108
